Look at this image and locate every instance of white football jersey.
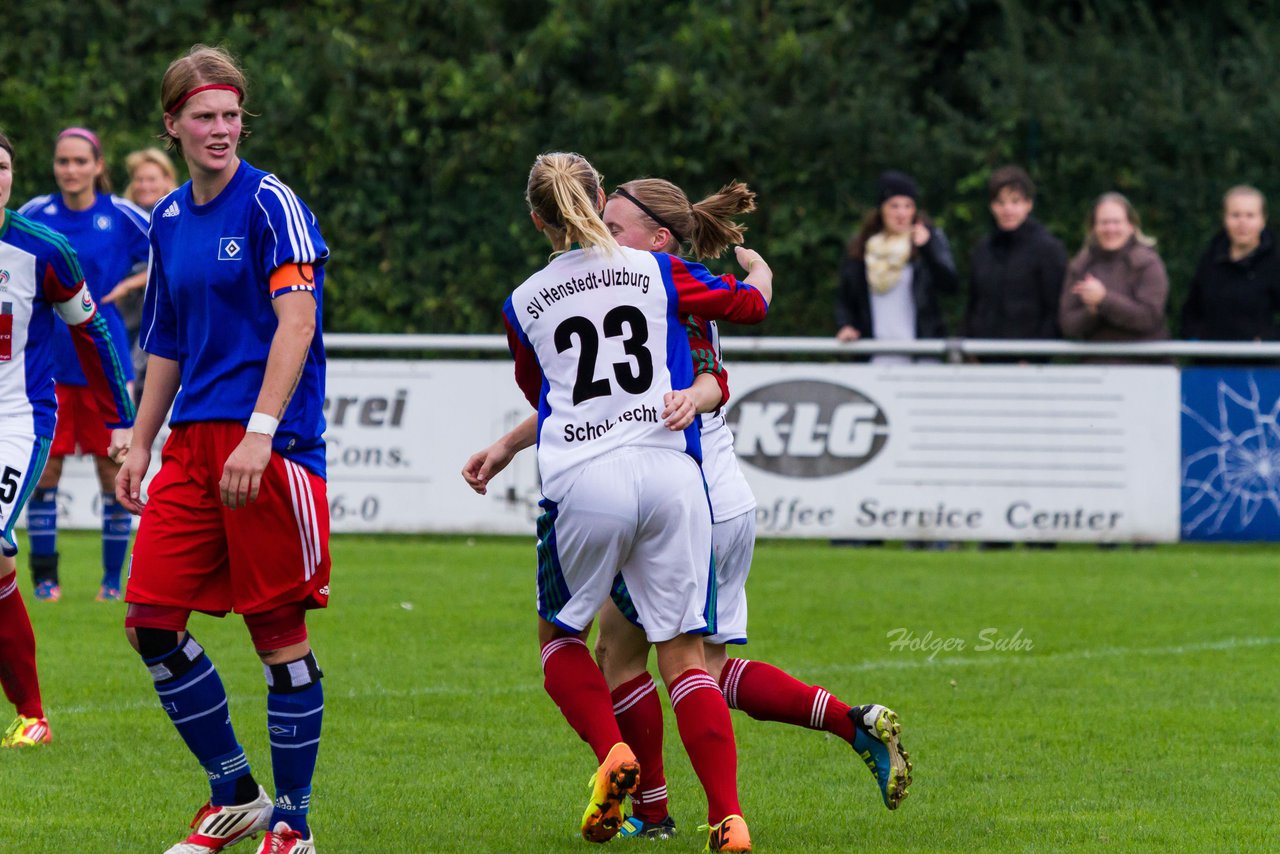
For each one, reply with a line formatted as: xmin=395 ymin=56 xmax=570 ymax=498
xmin=503 ymin=245 xmax=768 ymax=503
xmin=0 ymin=211 xmax=133 ymax=437
xmin=696 ymin=320 xmax=756 ymax=523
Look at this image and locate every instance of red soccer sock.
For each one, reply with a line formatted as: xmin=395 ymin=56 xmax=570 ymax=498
xmin=0 ymin=573 xmax=43 ymax=718
xmin=668 ymin=668 xmax=740 ymax=824
xmin=612 ymin=672 xmax=668 ymax=823
xmin=541 ymin=637 xmax=623 ymax=763
xmin=720 ymin=658 xmax=856 ymax=743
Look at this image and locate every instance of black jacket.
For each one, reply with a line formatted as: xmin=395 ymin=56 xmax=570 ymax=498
xmin=834 ymin=226 xmax=959 ymax=338
xmin=963 ymin=218 xmax=1067 ymax=339
xmin=1181 ymin=228 xmax=1280 ymax=340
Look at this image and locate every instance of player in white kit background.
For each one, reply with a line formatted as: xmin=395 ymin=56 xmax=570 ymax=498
xmin=497 ymin=152 xmax=770 ymax=851
xmin=0 ymin=129 xmax=134 ymax=749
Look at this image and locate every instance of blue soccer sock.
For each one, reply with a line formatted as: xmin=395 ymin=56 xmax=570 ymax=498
xmin=100 ymin=492 xmax=131 ymax=588
xmin=145 ymin=634 xmax=254 ymax=805
xmin=26 ymin=487 xmax=57 ymax=558
xmin=265 ymin=653 xmax=324 ymax=837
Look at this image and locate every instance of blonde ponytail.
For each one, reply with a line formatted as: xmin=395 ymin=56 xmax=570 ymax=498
xmin=526 ymin=152 xmax=617 ymax=252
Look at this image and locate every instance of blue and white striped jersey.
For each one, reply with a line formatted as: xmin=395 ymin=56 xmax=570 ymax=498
xmin=18 ymin=192 xmax=148 ymax=385
xmin=0 ymin=210 xmax=135 ymax=437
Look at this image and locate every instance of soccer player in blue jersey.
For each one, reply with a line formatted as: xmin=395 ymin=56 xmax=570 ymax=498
xmin=0 ymin=129 xmax=135 ymax=747
xmin=114 ymin=45 xmax=329 ymax=854
xmin=19 ymin=127 xmax=149 ymax=602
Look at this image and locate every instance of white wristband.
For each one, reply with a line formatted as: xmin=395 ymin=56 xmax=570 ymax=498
xmin=246 ymin=412 xmax=279 ymax=437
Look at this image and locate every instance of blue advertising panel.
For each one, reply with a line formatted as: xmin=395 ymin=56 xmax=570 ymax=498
xmin=1182 ymin=367 xmax=1280 ymax=541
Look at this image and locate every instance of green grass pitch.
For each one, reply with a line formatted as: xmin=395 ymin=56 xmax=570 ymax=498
xmin=0 ymin=533 xmax=1276 ymax=852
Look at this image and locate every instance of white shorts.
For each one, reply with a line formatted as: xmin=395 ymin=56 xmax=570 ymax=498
xmin=705 ymin=510 xmax=756 ymax=645
xmin=536 ymin=447 xmax=714 ymax=643
xmin=612 ymin=507 xmax=757 ymax=645
xmin=0 ymin=427 xmax=51 ymax=557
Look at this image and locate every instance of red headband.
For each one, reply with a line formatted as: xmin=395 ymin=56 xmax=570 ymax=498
xmin=166 ymin=84 xmax=243 ymax=114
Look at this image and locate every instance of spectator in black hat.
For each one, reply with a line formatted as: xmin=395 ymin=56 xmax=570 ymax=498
xmin=835 ymin=170 xmax=958 ymax=363
xmin=963 ymin=166 xmax=1067 ymax=351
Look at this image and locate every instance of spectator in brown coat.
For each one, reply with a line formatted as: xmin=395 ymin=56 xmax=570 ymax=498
xmin=1059 ymin=192 xmax=1169 ymax=348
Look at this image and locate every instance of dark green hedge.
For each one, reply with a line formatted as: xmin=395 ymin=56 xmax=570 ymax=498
xmin=3 ymin=1 xmax=1277 ymax=336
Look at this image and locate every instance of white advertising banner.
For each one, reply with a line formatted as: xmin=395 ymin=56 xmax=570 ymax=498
xmin=40 ymin=360 xmax=1181 ymax=542
xmin=44 ymin=360 xmax=539 ymax=535
xmin=721 ymin=362 xmax=1180 ymax=542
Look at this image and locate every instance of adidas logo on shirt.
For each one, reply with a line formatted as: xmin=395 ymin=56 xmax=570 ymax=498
xmin=161 ymin=201 xmax=180 ymax=218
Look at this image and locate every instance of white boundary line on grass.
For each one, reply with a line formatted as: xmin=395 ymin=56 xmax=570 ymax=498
xmin=51 ymin=636 xmax=1280 ymax=716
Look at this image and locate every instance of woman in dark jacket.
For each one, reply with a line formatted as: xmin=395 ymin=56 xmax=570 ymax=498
xmin=835 ymin=170 xmax=959 ymax=358
xmin=964 ymin=166 xmax=1067 ymax=341
xmin=1181 ymin=185 xmax=1280 ymax=341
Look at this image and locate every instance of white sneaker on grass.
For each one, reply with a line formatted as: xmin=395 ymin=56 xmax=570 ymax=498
xmin=163 ymin=786 xmax=273 ymax=853
xmin=253 ymin=822 xmax=316 ymax=854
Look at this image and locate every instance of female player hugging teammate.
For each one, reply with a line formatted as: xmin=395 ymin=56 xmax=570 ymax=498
xmin=465 ymin=172 xmax=912 ymax=848
xmin=597 ymin=179 xmax=912 ymax=836
xmin=484 ymin=152 xmax=771 ymax=851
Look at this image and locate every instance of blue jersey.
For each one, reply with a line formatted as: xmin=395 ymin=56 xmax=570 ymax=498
xmin=18 ymin=193 xmax=148 ymax=385
xmin=0 ymin=210 xmax=135 ymax=437
xmin=140 ymin=160 xmax=329 ymax=477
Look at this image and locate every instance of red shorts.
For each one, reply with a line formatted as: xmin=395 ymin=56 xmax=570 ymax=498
xmin=51 ymin=384 xmax=112 ymax=457
xmin=126 ymin=421 xmax=331 ymax=616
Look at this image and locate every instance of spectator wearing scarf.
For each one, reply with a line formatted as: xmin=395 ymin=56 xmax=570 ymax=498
xmin=835 ymin=170 xmax=959 ymax=361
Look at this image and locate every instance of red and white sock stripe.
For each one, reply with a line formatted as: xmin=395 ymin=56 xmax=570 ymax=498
xmin=540 ymin=636 xmax=587 ymax=671
xmin=719 ymin=658 xmax=750 ymax=710
xmin=810 ymin=688 xmax=832 ymax=729
xmin=612 ymin=673 xmax=657 ymax=715
xmin=0 ymin=573 xmax=17 ymax=600
xmin=669 ymin=671 xmax=720 ymax=708
xmin=633 ymin=784 xmax=667 ymax=806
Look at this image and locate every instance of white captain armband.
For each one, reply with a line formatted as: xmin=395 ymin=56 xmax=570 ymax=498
xmin=54 ymin=284 xmax=97 ymax=326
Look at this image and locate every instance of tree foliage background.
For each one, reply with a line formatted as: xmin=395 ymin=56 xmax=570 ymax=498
xmin=3 ymin=0 xmax=1278 ymax=336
